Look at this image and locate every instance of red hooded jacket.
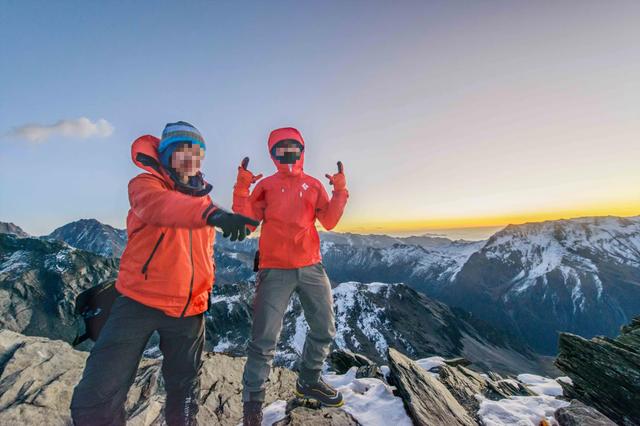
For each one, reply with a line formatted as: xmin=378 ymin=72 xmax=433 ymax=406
xmin=232 ymin=128 xmax=349 ymax=269
xmin=115 ymin=135 xmax=217 ymax=317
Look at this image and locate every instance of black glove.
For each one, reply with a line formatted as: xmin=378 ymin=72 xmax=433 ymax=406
xmin=207 ymin=208 xmax=260 ymax=241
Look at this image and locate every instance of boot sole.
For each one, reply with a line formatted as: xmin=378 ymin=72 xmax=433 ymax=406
xmin=294 ymin=389 xmax=345 ymax=407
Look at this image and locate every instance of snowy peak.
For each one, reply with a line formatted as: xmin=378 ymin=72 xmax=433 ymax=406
xmin=46 ymin=218 xmax=127 ymax=258
xmin=486 ymin=216 xmax=640 ymax=268
xmin=0 ymin=221 xmax=30 ymax=238
xmin=447 ymin=215 xmax=640 ymax=354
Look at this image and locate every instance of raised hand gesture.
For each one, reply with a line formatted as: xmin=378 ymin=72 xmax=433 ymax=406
xmin=325 ymin=161 xmax=346 ymax=191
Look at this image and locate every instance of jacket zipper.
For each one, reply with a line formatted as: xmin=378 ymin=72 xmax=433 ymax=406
xmin=180 ymin=229 xmax=194 ymax=317
xmin=141 ymin=232 xmax=165 ymax=279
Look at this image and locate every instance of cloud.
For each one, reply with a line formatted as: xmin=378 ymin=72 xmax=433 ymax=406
xmin=7 ymin=117 xmax=114 ymax=142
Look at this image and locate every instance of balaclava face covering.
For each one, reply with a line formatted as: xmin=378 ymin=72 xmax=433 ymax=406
xmin=267 ymin=127 xmax=306 ymax=176
xmin=271 ymin=139 xmax=304 ymax=164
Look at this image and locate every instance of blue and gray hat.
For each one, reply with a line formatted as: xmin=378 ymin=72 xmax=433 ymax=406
xmin=158 ymin=121 xmax=206 ymax=168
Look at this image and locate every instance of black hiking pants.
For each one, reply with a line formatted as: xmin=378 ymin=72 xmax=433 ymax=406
xmin=70 ymin=294 xmax=205 ymax=426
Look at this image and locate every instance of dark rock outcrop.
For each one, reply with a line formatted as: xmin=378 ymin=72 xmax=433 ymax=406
xmin=555 ymin=316 xmax=640 ymax=425
xmin=328 ymin=349 xmax=385 ymax=380
xmin=554 ymin=400 xmax=617 ymax=426
xmin=387 ymin=347 xmax=476 ymax=426
xmin=329 ymin=349 xmax=377 ymax=373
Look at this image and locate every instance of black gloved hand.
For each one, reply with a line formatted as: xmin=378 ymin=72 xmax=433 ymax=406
xmin=206 ymin=208 xmax=260 ymax=241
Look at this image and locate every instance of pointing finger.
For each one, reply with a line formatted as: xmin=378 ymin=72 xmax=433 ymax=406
xmin=241 ymin=157 xmax=250 ymax=170
xmin=337 ymin=161 xmax=343 ymax=174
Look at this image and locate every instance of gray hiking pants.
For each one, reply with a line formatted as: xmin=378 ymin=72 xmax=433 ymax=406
xmin=242 ymin=262 xmax=336 ymax=402
xmin=70 ymin=295 xmax=205 ymax=426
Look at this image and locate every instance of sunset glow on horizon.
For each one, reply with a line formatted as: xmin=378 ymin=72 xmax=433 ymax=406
xmin=1 ymin=2 xmax=638 ymax=237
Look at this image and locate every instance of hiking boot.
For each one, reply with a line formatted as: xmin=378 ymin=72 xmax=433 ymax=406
xmin=294 ymin=377 xmax=344 ymax=407
xmin=242 ymin=401 xmax=263 ymax=426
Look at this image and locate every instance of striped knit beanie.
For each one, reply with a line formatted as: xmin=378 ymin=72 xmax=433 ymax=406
xmin=158 ymin=121 xmax=206 ymax=168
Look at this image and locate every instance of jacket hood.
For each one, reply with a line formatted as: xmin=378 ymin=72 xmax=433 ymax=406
xmin=131 ymin=135 xmax=212 ymax=196
xmin=268 ymin=127 xmax=305 ymax=176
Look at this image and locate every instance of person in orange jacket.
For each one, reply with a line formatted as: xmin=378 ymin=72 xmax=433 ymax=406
xmin=232 ymin=127 xmax=349 ymax=425
xmin=70 ymin=121 xmax=258 ymax=426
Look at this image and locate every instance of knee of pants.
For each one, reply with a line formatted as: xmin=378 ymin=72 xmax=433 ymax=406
xmin=308 ymin=319 xmax=336 ymax=341
xmin=163 ymin=358 xmax=203 ymax=391
xmin=247 ymin=338 xmax=279 ymax=358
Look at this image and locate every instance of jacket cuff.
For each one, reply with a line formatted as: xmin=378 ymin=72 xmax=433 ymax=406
xmin=202 ymin=203 xmax=217 ymax=224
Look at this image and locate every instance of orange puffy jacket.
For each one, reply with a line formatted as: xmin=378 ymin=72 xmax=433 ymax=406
xmin=115 ymin=135 xmax=218 ymax=317
xmin=232 ymin=127 xmax=349 ymax=269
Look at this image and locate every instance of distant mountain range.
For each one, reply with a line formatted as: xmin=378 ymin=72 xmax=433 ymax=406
xmin=2 ymin=215 xmax=639 ymax=356
xmin=440 ymin=216 xmax=640 ymax=354
xmin=0 ymin=231 xmax=548 ymax=375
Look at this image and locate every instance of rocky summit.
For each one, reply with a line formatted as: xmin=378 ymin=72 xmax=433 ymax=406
xmin=0 ymin=329 xmax=301 ymax=425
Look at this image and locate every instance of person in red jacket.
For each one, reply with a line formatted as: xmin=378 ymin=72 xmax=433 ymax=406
xmin=70 ymin=121 xmax=257 ymax=426
xmin=232 ymin=127 xmax=349 ymax=425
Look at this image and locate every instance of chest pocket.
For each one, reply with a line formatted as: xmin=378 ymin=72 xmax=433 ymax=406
xmin=264 ymin=181 xmax=318 ymax=225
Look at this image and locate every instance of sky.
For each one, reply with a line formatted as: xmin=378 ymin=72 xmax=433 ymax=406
xmin=1 ymin=1 xmax=639 ymax=239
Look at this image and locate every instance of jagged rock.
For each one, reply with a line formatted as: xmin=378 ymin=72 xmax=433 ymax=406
xmin=328 ymin=349 xmax=384 ymax=380
xmin=0 ymin=329 xmax=297 ymax=425
xmin=275 ymin=406 xmax=359 ymax=425
xmin=486 ymin=377 xmax=537 ymax=399
xmin=554 ymin=400 xmax=617 ymax=426
xmin=555 ymin=316 xmax=640 ymax=426
xmin=355 ymin=364 xmax=384 ymax=380
xmin=436 ymin=363 xmax=536 ymax=421
xmin=444 ymin=357 xmax=472 ymax=367
xmin=438 ymin=364 xmax=486 ymax=420
xmin=387 ymin=348 xmax=476 ymax=426
xmin=329 ymin=349 xmax=377 ymax=374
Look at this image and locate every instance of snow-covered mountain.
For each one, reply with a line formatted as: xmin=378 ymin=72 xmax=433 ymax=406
xmin=45 ymin=219 xmax=127 ymax=258
xmin=208 ymin=280 xmax=554 ymax=375
xmin=0 ymin=233 xmax=118 ymax=344
xmin=442 ymin=216 xmax=640 ymax=354
xmin=320 ymin=238 xmax=484 ymax=293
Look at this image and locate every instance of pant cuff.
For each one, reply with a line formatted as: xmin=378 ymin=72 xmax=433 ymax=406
xmin=298 ymin=367 xmax=321 ymax=384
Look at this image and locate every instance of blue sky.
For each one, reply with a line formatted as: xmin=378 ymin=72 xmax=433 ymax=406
xmin=1 ymin=1 xmax=639 ymax=237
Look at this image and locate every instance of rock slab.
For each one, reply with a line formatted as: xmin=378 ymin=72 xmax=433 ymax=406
xmin=554 ymin=400 xmax=617 ymax=426
xmin=555 ymin=316 xmax=640 ymax=426
xmin=387 ymin=347 xmax=476 ymax=426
